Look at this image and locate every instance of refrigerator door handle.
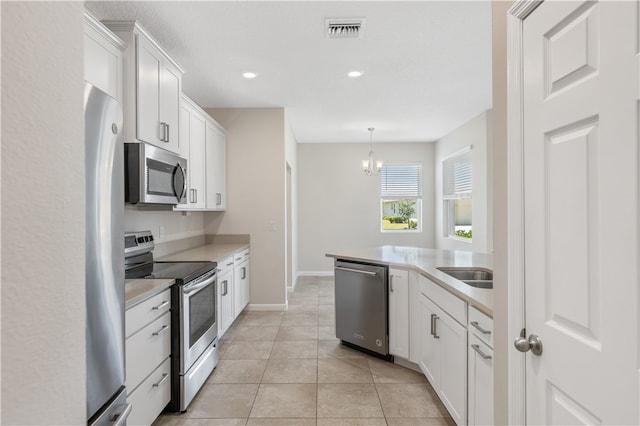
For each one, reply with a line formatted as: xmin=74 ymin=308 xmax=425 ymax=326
xmin=111 ymin=403 xmax=132 ymax=426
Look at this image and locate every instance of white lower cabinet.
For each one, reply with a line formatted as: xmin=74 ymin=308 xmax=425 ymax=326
xmin=125 ymin=289 xmax=172 ymax=426
xmin=468 ymin=334 xmax=493 ymax=426
xmin=217 ymin=256 xmax=235 ymax=337
xmin=468 ymin=306 xmax=494 ymax=426
xmin=233 ymin=249 xmax=250 ymax=315
xmin=127 ymin=358 xmax=171 ymax=426
xmin=389 ymin=268 xmax=409 ymax=359
xmin=417 ymin=277 xmax=467 ymax=425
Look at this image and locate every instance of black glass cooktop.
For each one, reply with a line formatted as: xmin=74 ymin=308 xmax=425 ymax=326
xmin=125 ymin=261 xmax=216 ymax=283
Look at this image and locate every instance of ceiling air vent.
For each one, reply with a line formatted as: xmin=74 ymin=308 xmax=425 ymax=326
xmin=326 ymin=18 xmax=366 ymax=39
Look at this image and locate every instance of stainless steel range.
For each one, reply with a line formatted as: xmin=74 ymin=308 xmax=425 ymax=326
xmin=125 ymin=231 xmax=219 ymax=412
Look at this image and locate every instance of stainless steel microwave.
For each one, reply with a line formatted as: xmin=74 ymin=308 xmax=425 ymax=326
xmin=125 ymin=142 xmax=187 ymax=205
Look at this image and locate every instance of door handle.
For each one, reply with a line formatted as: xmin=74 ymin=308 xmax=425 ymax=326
xmin=430 ymin=313 xmax=439 ymax=338
xmin=111 ymin=403 xmax=132 ymax=426
xmin=470 ymin=321 xmax=491 ymax=335
xmin=471 ymin=344 xmax=492 ymax=360
xmin=514 ymin=332 xmax=543 ymax=356
xmin=390 ymin=275 xmax=394 ymax=292
xmin=152 ymin=324 xmax=169 ymax=336
xmin=335 ymin=266 xmax=377 ymax=276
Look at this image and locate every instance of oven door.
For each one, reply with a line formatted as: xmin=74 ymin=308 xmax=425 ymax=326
xmin=180 ymin=269 xmax=217 ymax=373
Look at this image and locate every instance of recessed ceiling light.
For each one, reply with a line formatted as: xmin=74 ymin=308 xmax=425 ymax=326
xmin=242 ymin=72 xmax=257 ymax=79
xmin=348 ymin=71 xmax=364 ymax=78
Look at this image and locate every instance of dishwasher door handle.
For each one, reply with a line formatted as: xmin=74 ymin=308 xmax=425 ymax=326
xmin=335 ymin=266 xmax=378 ymax=276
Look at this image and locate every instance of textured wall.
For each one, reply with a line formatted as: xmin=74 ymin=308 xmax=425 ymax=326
xmin=297 ymin=142 xmax=435 ymax=273
xmin=204 ymin=108 xmax=287 ymax=307
xmin=434 ymin=110 xmax=491 ymax=253
xmin=1 ymin=2 xmax=86 ymax=423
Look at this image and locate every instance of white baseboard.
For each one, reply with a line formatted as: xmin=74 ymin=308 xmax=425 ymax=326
xmin=297 ymin=271 xmax=334 ymax=277
xmin=246 ymin=303 xmax=288 ymax=312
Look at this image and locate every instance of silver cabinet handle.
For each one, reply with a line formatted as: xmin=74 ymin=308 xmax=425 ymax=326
xmin=152 ymin=325 xmax=169 ymax=336
xmin=152 ymin=373 xmax=169 ymax=388
xmin=166 ymin=124 xmax=170 ymax=142
xmin=390 ymin=275 xmax=394 ymax=292
xmin=470 ymin=321 xmax=491 ymax=335
xmin=152 ymin=300 xmax=170 ymax=311
xmin=241 ymin=266 xmax=247 ymax=279
xmin=222 ymin=280 xmax=228 ymax=296
xmin=160 ymin=122 xmax=168 ymax=142
xmin=335 ymin=266 xmax=377 ymax=276
xmin=216 ymin=192 xmax=222 ymax=206
xmin=226 ymin=261 xmax=234 ymax=266
xmin=431 ymin=314 xmax=440 ymax=338
xmin=194 ymin=188 xmax=197 ymax=203
xmin=471 ymin=344 xmax=492 ymax=360
xmin=112 ymin=403 xmax=132 ymax=426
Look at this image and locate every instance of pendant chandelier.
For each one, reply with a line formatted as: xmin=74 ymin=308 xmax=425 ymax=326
xmin=362 ymin=127 xmax=383 ymax=176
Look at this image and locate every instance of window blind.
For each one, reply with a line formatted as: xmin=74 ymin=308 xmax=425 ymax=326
xmin=443 ymin=149 xmax=472 ymax=199
xmin=380 ymin=163 xmax=423 ymax=199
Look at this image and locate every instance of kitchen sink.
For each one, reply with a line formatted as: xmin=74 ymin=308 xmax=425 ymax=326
xmin=436 ymin=267 xmax=493 ymax=289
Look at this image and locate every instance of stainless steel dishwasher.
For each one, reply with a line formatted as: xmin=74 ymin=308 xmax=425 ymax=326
xmin=334 ymin=260 xmax=392 ymax=360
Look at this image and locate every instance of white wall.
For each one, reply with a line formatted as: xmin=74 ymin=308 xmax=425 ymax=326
xmin=124 ymin=208 xmax=205 ymax=243
xmin=204 ymin=108 xmax=287 ymax=307
xmin=491 ymin=1 xmax=513 ymax=424
xmin=435 ymin=110 xmax=492 ymax=253
xmin=284 ymin=112 xmax=298 ymax=289
xmin=1 ymin=2 xmax=86 ymax=423
xmin=297 ymin=142 xmax=435 ymax=273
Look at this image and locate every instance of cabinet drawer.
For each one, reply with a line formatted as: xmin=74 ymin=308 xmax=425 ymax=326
xmin=125 ymin=288 xmax=171 ymax=338
xmin=234 ymin=248 xmax=249 ymax=264
xmin=419 ymin=274 xmax=466 ymax=325
xmin=468 ymin=305 xmax=493 ymax=348
xmin=217 ymin=255 xmax=235 ymax=276
xmin=127 ymin=357 xmax=171 ymax=426
xmin=126 ymin=311 xmax=171 ymax=390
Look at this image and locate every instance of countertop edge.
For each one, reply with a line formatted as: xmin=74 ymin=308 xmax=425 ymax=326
xmin=157 ymin=242 xmax=250 ymax=263
xmin=125 ymin=278 xmax=175 ymax=309
xmin=326 ymin=249 xmax=493 ymax=318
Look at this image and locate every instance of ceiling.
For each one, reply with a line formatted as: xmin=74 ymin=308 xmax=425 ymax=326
xmin=87 ymin=1 xmax=493 ymax=144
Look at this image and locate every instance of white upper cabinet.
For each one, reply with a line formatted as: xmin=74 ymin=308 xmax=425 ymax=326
xmin=205 ymin=120 xmax=227 ymax=211
xmin=176 ymin=94 xmax=226 ymax=211
xmin=102 ymin=21 xmax=184 ymax=154
xmin=83 ymin=10 xmax=125 ymax=102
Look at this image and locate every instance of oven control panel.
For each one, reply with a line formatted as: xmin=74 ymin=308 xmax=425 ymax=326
xmin=125 ymin=230 xmax=155 ymax=258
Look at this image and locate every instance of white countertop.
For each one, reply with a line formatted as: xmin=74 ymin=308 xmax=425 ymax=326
xmin=326 ymin=246 xmax=493 ymax=317
xmin=125 ymin=243 xmax=248 ymax=306
xmin=125 ymin=278 xmax=175 ymax=309
xmin=157 ymin=242 xmax=249 ymax=263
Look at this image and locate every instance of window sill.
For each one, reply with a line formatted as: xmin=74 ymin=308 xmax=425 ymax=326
xmin=447 ymin=235 xmax=472 ymax=243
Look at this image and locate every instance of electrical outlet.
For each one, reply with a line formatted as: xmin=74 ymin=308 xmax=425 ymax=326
xmin=159 ymin=226 xmax=165 ymax=239
xmin=268 ymin=221 xmax=277 ymax=232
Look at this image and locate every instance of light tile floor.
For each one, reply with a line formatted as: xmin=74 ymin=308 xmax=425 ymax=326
xmin=153 ymin=276 xmax=454 ymax=426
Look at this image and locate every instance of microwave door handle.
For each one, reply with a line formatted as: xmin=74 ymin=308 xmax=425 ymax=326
xmin=173 ymin=164 xmax=187 ymax=202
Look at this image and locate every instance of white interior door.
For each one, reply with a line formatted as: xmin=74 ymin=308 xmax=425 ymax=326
xmin=522 ymin=1 xmax=639 ymax=424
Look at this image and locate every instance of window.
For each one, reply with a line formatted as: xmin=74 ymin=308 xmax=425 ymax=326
xmin=380 ymin=163 xmax=422 ymax=232
xmin=443 ymin=148 xmax=472 ymax=239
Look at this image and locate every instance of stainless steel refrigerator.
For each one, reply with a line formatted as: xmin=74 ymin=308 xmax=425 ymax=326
xmin=85 ymin=82 xmax=131 ymax=425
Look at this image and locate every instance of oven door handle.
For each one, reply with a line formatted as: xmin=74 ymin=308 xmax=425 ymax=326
xmin=183 ymin=274 xmax=216 ymax=295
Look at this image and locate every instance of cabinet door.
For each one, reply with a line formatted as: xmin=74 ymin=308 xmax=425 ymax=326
xmin=468 ymin=334 xmax=493 ymax=426
xmin=418 ymin=292 xmax=439 ymax=386
xmin=233 ymin=259 xmax=249 ymax=316
xmin=188 ymin=112 xmax=206 ymax=209
xmin=437 ymin=306 xmax=467 ymax=425
xmin=136 ymin=36 xmax=161 ymax=146
xmin=218 ymin=270 xmax=234 ymax=336
xmin=159 ymin=63 xmax=181 ymax=154
xmin=389 ymin=268 xmax=409 ymax=359
xmin=205 ymin=121 xmax=226 ymax=210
